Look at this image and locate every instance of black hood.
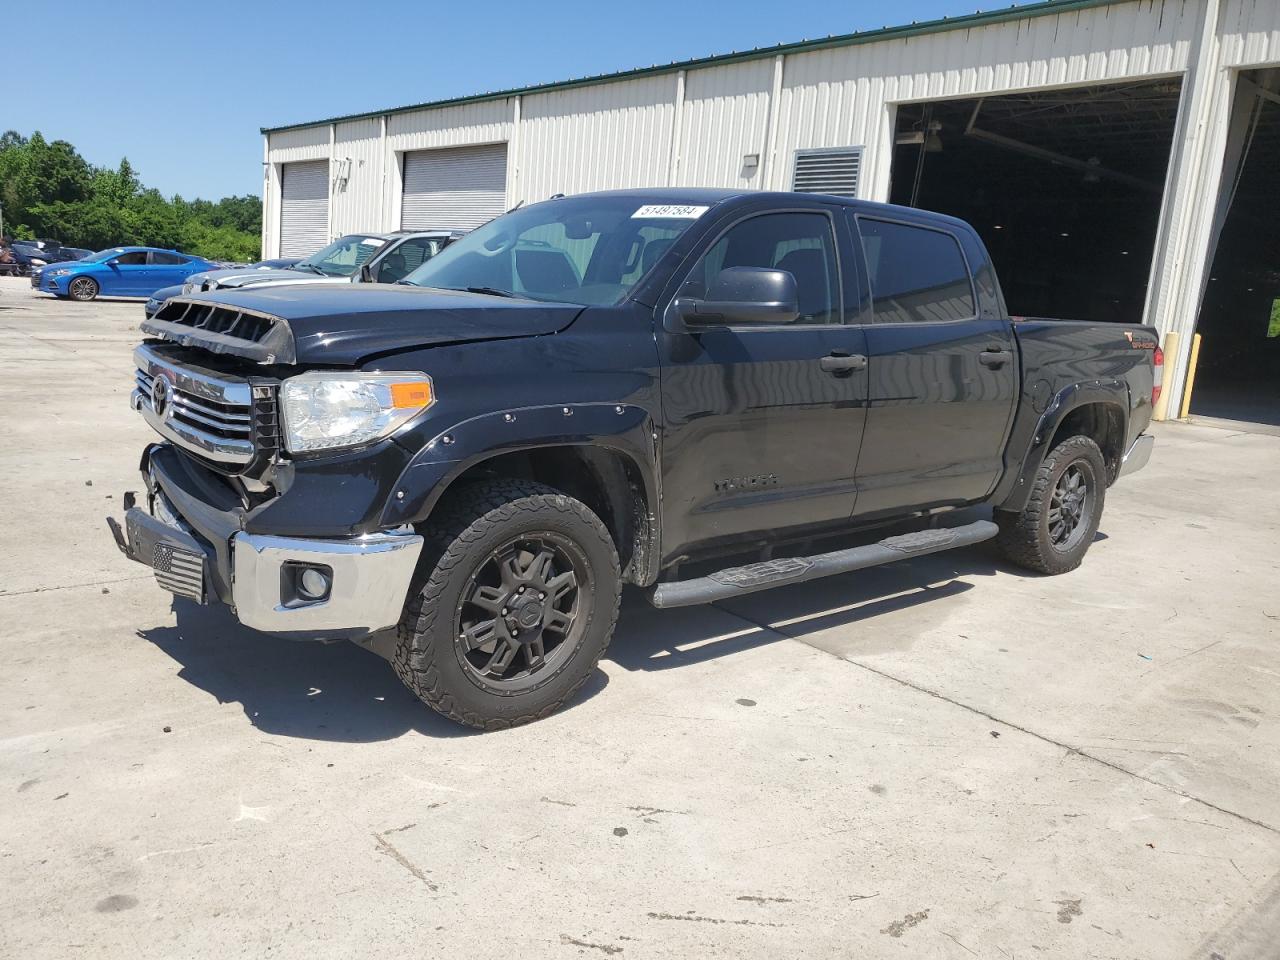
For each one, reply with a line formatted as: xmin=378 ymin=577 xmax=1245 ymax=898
xmin=141 ymin=284 xmax=585 ymax=365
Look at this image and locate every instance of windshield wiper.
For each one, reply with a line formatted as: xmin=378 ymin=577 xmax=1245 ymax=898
xmin=457 ymin=286 xmax=519 ymax=298
xmin=293 ymin=263 xmax=326 ymax=275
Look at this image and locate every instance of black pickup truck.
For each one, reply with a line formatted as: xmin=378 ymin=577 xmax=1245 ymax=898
xmin=109 ymin=189 xmax=1159 ymax=729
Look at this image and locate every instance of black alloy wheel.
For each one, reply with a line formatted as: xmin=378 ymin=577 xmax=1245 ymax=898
xmin=392 ymin=478 xmax=621 ymax=729
xmin=454 ymin=534 xmax=585 ymax=691
xmin=1048 ymin=462 xmax=1092 ymax=551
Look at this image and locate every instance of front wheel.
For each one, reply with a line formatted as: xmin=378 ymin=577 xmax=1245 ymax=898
xmin=392 ymin=479 xmax=621 ymax=730
xmin=67 ymin=276 xmax=99 ymax=302
xmin=995 ymin=435 xmax=1106 ymax=575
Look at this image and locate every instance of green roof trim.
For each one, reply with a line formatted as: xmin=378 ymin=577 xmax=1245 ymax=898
xmin=261 ymin=0 xmax=1125 ymax=134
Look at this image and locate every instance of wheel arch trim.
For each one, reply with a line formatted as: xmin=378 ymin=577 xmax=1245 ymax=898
xmin=997 ymin=379 xmax=1129 ymax=513
xmin=380 ymin=403 xmax=661 ymax=569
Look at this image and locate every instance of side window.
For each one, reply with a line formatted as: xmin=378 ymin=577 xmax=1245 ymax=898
xmin=114 ymin=251 xmax=149 ymax=266
xmin=376 ymin=238 xmax=434 ymax=283
xmin=149 ymin=252 xmax=186 ymax=265
xmin=682 ymin=212 xmax=840 ymax=325
xmin=858 ymin=218 xmax=975 ymax=324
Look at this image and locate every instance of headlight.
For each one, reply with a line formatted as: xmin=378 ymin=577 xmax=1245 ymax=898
xmin=281 ymin=372 xmax=435 ymax=453
xmin=50 ymin=268 xmax=72 ymax=277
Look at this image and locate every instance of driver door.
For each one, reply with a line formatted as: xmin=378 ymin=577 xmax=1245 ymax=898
xmin=109 ymin=251 xmax=152 ymax=295
xmin=655 ymin=205 xmax=869 ymax=557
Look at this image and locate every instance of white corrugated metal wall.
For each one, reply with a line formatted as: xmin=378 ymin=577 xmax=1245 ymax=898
xmin=262 ymin=0 xmax=1280 ymax=414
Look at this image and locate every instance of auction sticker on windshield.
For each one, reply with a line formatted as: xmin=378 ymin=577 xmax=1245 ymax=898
xmin=360 ymin=238 xmax=386 ymax=247
xmin=632 ymin=205 xmax=709 ymax=219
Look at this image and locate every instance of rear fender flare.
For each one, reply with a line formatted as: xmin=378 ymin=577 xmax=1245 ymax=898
xmin=998 ymin=379 xmax=1129 ymax=513
xmin=380 ymin=402 xmax=659 ymax=529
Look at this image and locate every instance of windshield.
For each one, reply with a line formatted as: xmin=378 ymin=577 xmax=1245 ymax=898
xmin=84 ymin=248 xmax=129 ymax=263
xmin=400 ymin=197 xmax=712 ymax=305
xmin=295 ymin=235 xmax=386 ymax=277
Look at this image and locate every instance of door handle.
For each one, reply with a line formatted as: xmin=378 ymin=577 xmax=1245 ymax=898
xmin=979 ymin=348 xmax=1011 ymax=368
xmin=819 ymin=353 xmax=868 ymax=374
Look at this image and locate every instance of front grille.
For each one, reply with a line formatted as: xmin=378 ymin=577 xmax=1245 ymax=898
xmin=136 ymin=368 xmax=253 ymax=443
xmin=133 ymin=343 xmax=272 ymax=469
xmin=29 ymin=269 xmax=41 ymax=288
xmin=152 ymin=542 xmax=204 ymax=602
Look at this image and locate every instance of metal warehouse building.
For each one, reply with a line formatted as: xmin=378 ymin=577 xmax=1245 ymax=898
xmin=261 ymin=0 xmax=1280 ymax=425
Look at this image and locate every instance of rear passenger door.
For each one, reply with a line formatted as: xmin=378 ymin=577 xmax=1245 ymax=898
xmin=849 ymin=214 xmax=1017 ymax=519
xmin=148 ymin=252 xmax=193 ymax=292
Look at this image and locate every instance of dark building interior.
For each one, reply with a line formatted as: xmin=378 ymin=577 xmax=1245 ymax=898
xmin=1189 ymin=69 xmax=1280 ymax=426
xmin=890 ymin=76 xmax=1280 ymax=427
xmin=889 ymin=79 xmax=1182 ymax=327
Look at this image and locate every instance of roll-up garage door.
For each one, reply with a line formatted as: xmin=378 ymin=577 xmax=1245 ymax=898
xmin=401 ymin=144 xmax=508 ymax=231
xmin=279 ymin=160 xmax=329 ymax=258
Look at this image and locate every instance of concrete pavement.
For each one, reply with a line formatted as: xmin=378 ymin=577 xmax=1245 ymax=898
xmin=1 ymin=275 xmax=1277 ymax=959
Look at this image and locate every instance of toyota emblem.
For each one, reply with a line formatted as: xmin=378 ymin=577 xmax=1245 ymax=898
xmin=151 ymin=375 xmax=173 ymax=419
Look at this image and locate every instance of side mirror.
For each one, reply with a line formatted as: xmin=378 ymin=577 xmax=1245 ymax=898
xmin=677 ymin=266 xmax=799 ymax=326
xmin=106 ymin=258 xmax=121 ymax=267
xmin=359 ymin=262 xmax=375 ymax=283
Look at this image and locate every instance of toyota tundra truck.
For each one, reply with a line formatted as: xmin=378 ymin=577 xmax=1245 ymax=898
xmin=109 ymin=189 xmax=1160 ymax=729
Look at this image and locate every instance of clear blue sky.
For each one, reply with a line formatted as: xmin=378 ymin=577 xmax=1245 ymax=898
xmin=6 ymin=0 xmax=1044 ymax=201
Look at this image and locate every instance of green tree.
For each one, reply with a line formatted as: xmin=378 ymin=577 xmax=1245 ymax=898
xmin=0 ymin=130 xmax=260 ymax=259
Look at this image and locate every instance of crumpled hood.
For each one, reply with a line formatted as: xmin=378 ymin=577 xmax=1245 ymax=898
xmin=144 ymin=283 xmax=584 ymax=364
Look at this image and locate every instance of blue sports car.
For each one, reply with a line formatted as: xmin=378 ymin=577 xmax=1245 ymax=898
xmin=37 ymin=247 xmax=218 ymax=302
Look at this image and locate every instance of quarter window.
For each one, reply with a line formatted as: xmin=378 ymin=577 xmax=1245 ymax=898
xmin=682 ymin=212 xmax=840 ymax=325
xmin=859 ymin=219 xmax=975 ymax=323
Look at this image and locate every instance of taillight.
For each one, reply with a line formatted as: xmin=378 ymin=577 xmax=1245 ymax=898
xmin=1152 ymin=346 xmax=1164 ymax=406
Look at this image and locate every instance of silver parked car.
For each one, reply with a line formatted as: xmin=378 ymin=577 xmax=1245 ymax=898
xmin=182 ymin=230 xmax=461 ymax=295
xmin=145 ymin=231 xmax=461 ymax=318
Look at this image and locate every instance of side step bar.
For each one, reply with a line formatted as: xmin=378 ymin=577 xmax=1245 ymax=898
xmin=648 ymin=519 xmax=998 ymax=609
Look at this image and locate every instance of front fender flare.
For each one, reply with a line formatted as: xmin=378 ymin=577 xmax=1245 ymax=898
xmin=997 ymin=379 xmax=1129 ymax=513
xmin=379 ymin=402 xmax=659 ymax=529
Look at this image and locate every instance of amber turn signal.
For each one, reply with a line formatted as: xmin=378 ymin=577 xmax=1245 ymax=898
xmin=390 ymin=381 xmax=434 ymax=408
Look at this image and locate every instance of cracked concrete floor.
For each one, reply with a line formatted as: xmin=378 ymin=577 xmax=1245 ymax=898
xmin=2 ymin=276 xmax=1278 ymax=959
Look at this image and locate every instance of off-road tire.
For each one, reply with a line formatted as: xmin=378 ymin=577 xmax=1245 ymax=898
xmin=392 ymin=479 xmax=621 ymax=730
xmin=995 ymin=435 xmax=1106 ymax=575
xmin=68 ymin=276 xmax=99 ymax=302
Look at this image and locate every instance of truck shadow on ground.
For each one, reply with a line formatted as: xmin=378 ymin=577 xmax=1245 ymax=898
xmin=608 ymin=544 xmax=1010 ymax=671
xmin=137 ymin=539 xmax=1044 ymax=741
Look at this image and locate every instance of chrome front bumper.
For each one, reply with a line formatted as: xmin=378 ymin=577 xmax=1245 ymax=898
xmin=1119 ymin=433 xmax=1154 ymax=477
xmin=232 ymin=529 xmax=423 ymax=634
xmin=112 ymin=474 xmax=423 ymax=636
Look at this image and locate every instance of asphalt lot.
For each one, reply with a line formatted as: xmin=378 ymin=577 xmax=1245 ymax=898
xmin=2 ymin=274 xmax=1278 ymax=959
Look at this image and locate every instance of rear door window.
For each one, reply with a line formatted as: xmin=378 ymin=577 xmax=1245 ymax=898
xmin=858 ymin=218 xmax=975 ymax=323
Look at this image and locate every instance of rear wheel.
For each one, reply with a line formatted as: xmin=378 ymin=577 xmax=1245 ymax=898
xmin=995 ymin=435 xmax=1105 ymax=575
xmin=68 ymin=276 xmax=99 ymax=302
xmin=392 ymin=479 xmax=621 ymax=730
